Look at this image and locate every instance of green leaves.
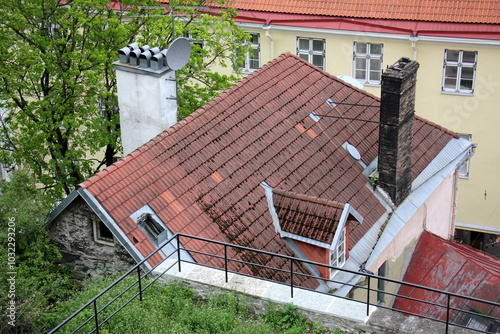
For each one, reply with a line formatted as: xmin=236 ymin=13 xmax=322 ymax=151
xmin=0 ymin=0 xmax=248 ymax=200
xmin=0 ymin=171 xmax=76 ymax=334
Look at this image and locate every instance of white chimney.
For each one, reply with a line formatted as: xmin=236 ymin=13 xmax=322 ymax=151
xmin=114 ymin=38 xmax=191 ymax=155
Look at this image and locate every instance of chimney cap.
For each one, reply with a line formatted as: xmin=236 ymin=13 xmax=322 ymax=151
xmin=384 ymin=57 xmax=419 ymax=78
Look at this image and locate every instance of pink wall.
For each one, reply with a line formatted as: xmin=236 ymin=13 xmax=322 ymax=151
xmin=369 ymin=169 xmax=457 ymax=273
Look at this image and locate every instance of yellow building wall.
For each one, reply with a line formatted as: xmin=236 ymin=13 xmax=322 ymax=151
xmin=213 ymin=25 xmax=500 ymax=232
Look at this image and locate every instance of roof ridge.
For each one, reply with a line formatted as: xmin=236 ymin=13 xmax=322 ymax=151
xmin=273 ymin=188 xmax=345 ymax=209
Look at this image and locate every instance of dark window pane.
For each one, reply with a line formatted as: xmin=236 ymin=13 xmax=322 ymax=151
xmin=370 ymin=43 xmax=383 ymax=55
xmin=298 ymin=38 xmax=309 ymax=50
xmin=355 ymin=42 xmax=367 ymax=54
xmin=312 ymin=39 xmax=324 ymax=51
xmin=446 ymin=50 xmax=460 ymax=62
xmin=462 ymin=51 xmax=476 ymax=63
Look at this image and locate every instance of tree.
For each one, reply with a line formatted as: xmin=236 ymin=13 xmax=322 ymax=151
xmin=0 ymin=0 xmax=248 ymax=199
xmin=0 ymin=171 xmax=76 ymax=333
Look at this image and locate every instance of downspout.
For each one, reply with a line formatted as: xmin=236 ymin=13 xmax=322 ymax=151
xmin=263 ymin=24 xmax=274 ymax=60
xmin=409 ymin=35 xmax=419 ymax=60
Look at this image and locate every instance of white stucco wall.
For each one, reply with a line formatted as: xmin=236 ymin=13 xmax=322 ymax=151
xmin=115 ymin=64 xmax=178 ymax=155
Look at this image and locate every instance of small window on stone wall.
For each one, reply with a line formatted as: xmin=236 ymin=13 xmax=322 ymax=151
xmin=92 ymin=218 xmax=115 ymax=246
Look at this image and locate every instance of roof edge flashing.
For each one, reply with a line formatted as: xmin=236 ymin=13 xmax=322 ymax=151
xmin=79 ymin=188 xmax=146 ymax=266
xmin=261 ymin=181 xmax=282 ymax=234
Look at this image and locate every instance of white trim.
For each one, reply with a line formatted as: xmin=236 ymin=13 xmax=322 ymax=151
xmin=261 ymin=181 xmax=282 ymax=233
xmin=91 ymin=218 xmax=115 ymax=246
xmin=455 ymin=222 xmax=500 ymax=234
xmin=280 ymin=231 xmax=331 ymax=248
xmin=236 ymin=22 xmax=500 ymax=47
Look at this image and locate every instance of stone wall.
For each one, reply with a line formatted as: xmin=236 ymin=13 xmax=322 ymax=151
xmin=47 ymin=197 xmax=135 ymax=279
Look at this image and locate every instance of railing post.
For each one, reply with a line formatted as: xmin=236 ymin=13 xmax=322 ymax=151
xmin=177 ymin=234 xmax=182 ymax=273
xmin=445 ymin=294 xmax=450 ymax=334
xmin=224 ymin=244 xmax=228 ymax=283
xmin=93 ymin=299 xmax=100 ymax=334
xmin=290 ymin=259 xmax=294 ymax=299
xmin=137 ymin=266 xmax=143 ymax=302
xmin=366 ymin=276 xmax=371 ymax=316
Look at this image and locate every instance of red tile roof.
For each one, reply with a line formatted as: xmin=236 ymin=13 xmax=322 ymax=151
xmin=159 ymin=0 xmax=500 ymax=24
xmin=273 ymin=189 xmax=345 ymax=244
xmin=80 ymin=53 xmax=455 ymax=281
xmin=394 ymin=231 xmax=500 ymax=322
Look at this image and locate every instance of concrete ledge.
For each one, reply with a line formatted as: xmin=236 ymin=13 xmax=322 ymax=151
xmin=153 ymin=262 xmax=478 ymax=334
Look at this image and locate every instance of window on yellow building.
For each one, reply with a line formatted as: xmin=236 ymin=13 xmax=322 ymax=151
xmin=442 ymin=50 xmax=477 ymax=95
xmin=237 ymin=33 xmax=260 ymax=73
xmin=353 ymin=42 xmax=383 ymax=85
xmin=297 ymin=37 xmax=325 ymax=70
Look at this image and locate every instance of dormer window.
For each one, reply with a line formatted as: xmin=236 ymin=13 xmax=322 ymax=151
xmin=330 ymin=225 xmax=347 ymax=278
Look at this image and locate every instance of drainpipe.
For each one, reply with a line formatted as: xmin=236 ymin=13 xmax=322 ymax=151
xmin=263 ymin=24 xmax=274 ymax=60
xmin=409 ymin=35 xmax=419 ymax=60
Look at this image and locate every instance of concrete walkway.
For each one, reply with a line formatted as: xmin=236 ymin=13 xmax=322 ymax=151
xmin=153 ymin=260 xmax=377 ymax=324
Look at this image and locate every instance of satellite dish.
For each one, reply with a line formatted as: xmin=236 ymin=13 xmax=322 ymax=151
xmin=346 ymin=143 xmax=361 ymax=161
xmin=165 ymin=37 xmax=191 ymax=71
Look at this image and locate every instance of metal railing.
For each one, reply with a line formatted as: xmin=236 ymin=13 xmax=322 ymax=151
xmin=49 ymin=233 xmax=500 ymax=334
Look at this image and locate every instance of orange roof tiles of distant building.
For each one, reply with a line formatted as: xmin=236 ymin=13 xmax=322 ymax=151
xmin=158 ymin=0 xmax=500 ymax=24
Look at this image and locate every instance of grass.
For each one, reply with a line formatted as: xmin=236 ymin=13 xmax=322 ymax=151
xmin=42 ymin=276 xmax=343 ymax=334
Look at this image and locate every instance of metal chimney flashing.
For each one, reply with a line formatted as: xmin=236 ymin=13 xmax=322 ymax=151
xmin=113 ymin=61 xmax=173 ymax=77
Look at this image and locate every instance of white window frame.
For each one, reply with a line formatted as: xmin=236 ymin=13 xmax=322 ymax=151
xmin=238 ymin=33 xmax=260 ymax=73
xmin=330 ymin=226 xmax=346 ymax=278
xmin=92 ymin=218 xmax=115 ymax=246
xmin=353 ymin=42 xmax=383 ymax=86
xmin=297 ymin=37 xmax=325 ymax=70
xmin=442 ymin=49 xmax=477 ymax=95
xmin=458 ymin=133 xmax=472 ymax=178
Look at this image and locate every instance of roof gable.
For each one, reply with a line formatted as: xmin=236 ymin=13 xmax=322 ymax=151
xmin=273 ymin=189 xmax=345 ymax=244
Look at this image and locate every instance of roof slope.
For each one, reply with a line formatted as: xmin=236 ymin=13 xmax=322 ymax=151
xmin=80 ymin=53 xmax=456 ymax=280
xmin=161 ymin=0 xmax=500 ymax=24
xmin=394 ymin=231 xmax=500 ymax=321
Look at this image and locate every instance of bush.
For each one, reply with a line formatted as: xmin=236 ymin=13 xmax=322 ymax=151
xmin=0 ymin=171 xmax=76 ymax=334
xmin=43 ymin=278 xmax=334 ymax=334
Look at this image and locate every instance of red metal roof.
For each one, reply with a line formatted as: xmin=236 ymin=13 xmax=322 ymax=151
xmin=159 ymin=0 xmax=500 ymax=24
xmin=394 ymin=231 xmax=500 ymax=322
xmin=80 ymin=53 xmax=456 ymax=280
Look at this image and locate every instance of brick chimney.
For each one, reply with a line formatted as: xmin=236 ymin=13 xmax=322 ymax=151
xmin=377 ymin=57 xmax=419 ymax=206
xmin=114 ymin=39 xmax=190 ymax=155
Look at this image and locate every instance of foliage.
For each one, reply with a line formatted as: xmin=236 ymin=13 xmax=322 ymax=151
xmin=264 ymin=303 xmax=327 ymax=334
xmin=42 ymin=278 xmax=334 ymax=334
xmin=0 ymin=0 xmax=248 ymax=199
xmin=0 ymin=171 xmax=76 ymax=333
